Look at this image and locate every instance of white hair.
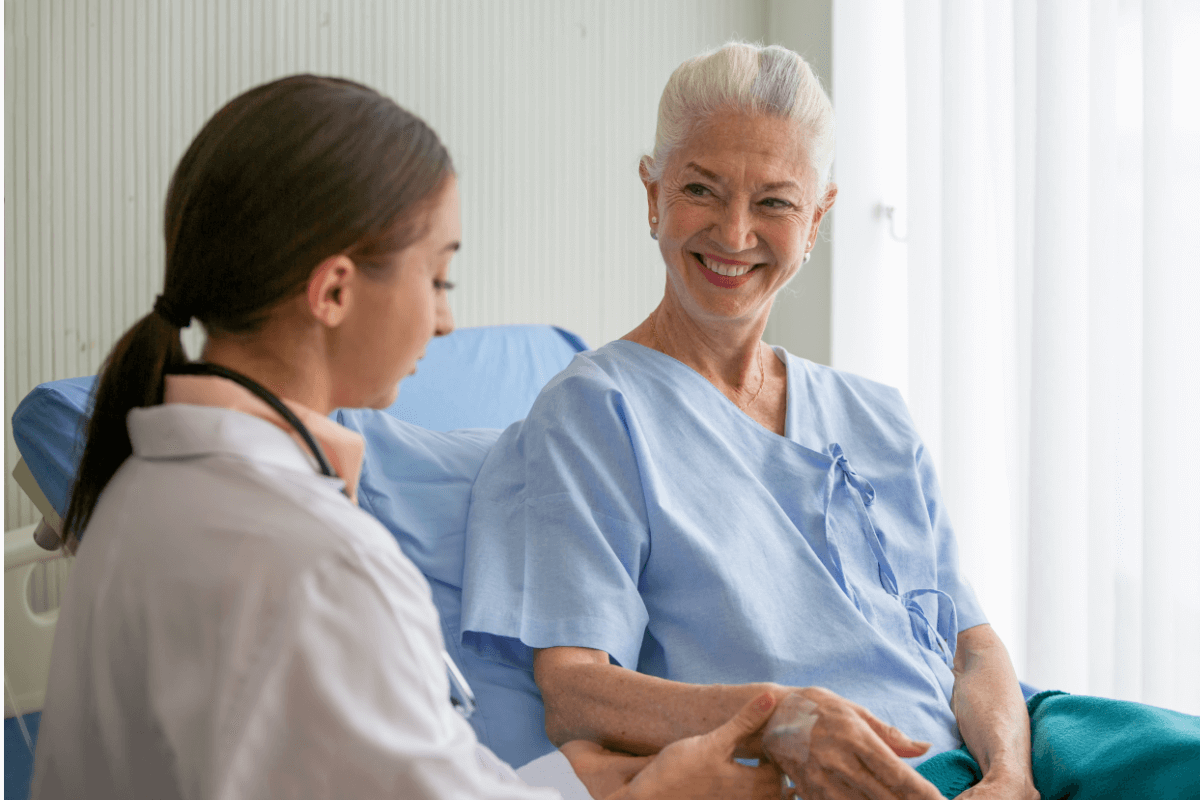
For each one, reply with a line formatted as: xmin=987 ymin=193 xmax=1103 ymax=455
xmin=642 ymin=42 xmax=835 ymax=203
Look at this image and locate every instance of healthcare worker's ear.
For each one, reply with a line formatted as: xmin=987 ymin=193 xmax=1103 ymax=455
xmin=306 ymin=254 xmax=357 ymax=328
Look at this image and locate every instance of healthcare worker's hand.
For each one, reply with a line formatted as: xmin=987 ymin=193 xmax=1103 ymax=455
xmin=762 ymin=686 xmax=944 ymax=800
xmin=560 ymin=692 xmax=786 ymax=800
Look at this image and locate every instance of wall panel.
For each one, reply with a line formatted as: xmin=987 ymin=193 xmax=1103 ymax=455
xmin=4 ymin=0 xmax=769 ymax=528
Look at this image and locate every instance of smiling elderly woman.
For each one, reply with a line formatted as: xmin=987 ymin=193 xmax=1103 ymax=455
xmin=461 ymin=42 xmax=1013 ymax=800
xmin=459 ymin=43 xmax=1198 ymax=800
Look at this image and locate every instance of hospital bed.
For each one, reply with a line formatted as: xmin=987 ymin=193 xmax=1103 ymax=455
xmin=5 ymin=323 xmax=593 ymax=800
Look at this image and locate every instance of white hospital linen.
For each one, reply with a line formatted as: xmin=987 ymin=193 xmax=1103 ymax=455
xmin=31 ymin=403 xmax=556 ymax=800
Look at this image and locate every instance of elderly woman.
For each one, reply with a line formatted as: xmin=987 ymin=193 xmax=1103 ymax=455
xmin=462 ymin=43 xmax=1199 ymax=800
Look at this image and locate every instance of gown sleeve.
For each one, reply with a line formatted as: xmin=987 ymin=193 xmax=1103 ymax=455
xmin=850 ymin=374 xmax=989 ymax=639
xmin=912 ymin=438 xmax=989 ymax=634
xmin=460 ymin=362 xmax=654 ymax=673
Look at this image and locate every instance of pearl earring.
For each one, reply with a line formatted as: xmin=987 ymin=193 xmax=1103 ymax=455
xmin=651 ymin=216 xmax=657 ymax=223
xmin=802 ymin=251 xmax=812 ymax=264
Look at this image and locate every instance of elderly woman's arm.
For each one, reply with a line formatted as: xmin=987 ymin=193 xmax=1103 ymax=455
xmin=535 ymin=646 xmax=784 ymax=756
xmin=537 ymin=647 xmax=947 ymax=800
xmin=950 ymin=624 xmax=1040 ymax=799
xmin=559 ymin=693 xmax=786 ymax=800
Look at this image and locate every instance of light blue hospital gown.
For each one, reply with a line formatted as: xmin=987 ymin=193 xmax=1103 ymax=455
xmin=461 ymin=341 xmax=987 ymax=761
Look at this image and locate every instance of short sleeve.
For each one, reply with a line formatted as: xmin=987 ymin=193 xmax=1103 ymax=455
xmin=461 ymin=364 xmax=653 ymax=672
xmin=217 ymin=545 xmax=554 ymax=800
xmin=913 ymin=442 xmax=989 ymax=634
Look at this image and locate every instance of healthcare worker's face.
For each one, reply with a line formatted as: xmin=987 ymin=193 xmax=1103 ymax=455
xmin=346 ymin=176 xmax=460 ymax=409
xmin=644 ymin=111 xmax=833 ymax=328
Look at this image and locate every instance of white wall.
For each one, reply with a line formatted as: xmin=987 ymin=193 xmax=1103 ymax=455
xmin=4 ymin=0 xmax=778 ymax=529
xmin=829 ymin=0 xmax=908 ymax=395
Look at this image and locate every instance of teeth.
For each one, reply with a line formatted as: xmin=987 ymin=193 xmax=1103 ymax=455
xmin=698 ymin=254 xmax=752 ymax=277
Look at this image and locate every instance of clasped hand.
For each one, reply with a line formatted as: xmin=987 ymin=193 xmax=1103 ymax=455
xmin=762 ymin=686 xmax=944 ymax=800
xmin=559 ymin=687 xmax=945 ymax=800
xmin=560 ymin=693 xmax=785 ymax=799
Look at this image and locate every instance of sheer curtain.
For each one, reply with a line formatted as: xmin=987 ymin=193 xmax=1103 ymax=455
xmin=834 ymin=0 xmax=1199 ymax=714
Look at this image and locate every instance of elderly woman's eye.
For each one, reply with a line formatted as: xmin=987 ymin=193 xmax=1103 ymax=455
xmin=760 ymin=198 xmax=793 ymax=209
xmin=684 ymin=183 xmax=710 ymax=197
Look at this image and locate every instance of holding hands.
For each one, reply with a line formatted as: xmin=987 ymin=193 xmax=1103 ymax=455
xmin=762 ymin=687 xmax=944 ymax=800
xmin=560 ymin=686 xmax=946 ymax=800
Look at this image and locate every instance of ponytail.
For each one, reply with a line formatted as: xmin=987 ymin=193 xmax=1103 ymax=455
xmin=61 ymin=312 xmax=186 ymax=552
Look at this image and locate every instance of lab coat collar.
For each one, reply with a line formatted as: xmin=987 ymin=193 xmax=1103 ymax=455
xmin=126 ymin=376 xmax=365 ymax=502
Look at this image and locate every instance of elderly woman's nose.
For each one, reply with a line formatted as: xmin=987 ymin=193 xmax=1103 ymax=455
xmin=712 ymin=204 xmax=757 ymax=251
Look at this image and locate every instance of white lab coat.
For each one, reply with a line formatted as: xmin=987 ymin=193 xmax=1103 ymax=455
xmin=31 ymin=403 xmax=558 ymax=800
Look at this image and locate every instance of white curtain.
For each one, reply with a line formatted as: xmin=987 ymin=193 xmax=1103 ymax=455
xmin=836 ymin=0 xmax=1200 ymax=714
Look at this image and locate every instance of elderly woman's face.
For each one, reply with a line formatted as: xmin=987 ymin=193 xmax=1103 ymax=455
xmin=645 ymin=110 xmax=833 ymax=326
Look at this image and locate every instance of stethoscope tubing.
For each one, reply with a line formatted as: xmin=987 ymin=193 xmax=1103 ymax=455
xmin=167 ymin=362 xmax=340 ymax=483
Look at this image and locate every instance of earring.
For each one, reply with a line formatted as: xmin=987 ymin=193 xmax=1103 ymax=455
xmin=802 ymin=251 xmax=812 ymax=264
xmin=651 ymin=231 xmax=658 ymax=240
xmin=651 ymin=216 xmax=658 ymax=223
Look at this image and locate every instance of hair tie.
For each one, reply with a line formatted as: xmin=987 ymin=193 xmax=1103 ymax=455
xmin=153 ymin=294 xmax=191 ymax=328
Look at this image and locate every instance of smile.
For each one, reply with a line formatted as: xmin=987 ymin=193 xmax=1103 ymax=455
xmin=692 ymin=253 xmax=761 ymax=288
xmin=693 ymin=252 xmax=760 ymax=277
xmin=693 ymin=252 xmax=758 ymax=277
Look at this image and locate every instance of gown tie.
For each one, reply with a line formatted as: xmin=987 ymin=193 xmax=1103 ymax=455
xmin=828 ymin=443 xmax=958 ymax=665
xmin=829 ymin=443 xmax=876 ymax=506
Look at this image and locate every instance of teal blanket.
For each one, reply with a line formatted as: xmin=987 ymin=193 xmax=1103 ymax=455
xmin=917 ymin=691 xmax=1200 ymax=799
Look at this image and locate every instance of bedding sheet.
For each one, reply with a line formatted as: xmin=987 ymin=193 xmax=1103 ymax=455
xmin=918 ymin=691 xmax=1200 ymax=798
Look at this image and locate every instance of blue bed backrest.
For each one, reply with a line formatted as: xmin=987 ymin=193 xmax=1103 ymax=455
xmin=383 ymin=324 xmax=587 ymax=431
xmin=11 ymin=377 xmax=94 ymax=519
xmin=11 ymin=324 xmax=587 ymax=516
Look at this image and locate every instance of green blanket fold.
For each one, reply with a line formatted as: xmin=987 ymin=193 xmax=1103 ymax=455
xmin=916 ymin=691 xmax=1200 ymax=799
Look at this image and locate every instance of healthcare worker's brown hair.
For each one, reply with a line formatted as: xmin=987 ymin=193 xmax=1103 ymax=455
xmin=61 ymin=74 xmax=454 ymax=552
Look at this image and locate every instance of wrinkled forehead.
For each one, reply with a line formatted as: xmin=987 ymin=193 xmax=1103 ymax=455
xmin=669 ymin=109 xmax=817 ymax=193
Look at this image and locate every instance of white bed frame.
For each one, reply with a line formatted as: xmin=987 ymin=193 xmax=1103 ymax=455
xmin=5 ymin=458 xmax=70 ymax=722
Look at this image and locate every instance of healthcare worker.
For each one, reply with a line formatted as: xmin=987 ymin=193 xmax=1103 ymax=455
xmin=29 ymin=75 xmax=784 ymax=800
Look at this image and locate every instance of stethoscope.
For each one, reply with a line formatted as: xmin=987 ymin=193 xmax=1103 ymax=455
xmin=169 ymin=362 xmax=478 ymax=720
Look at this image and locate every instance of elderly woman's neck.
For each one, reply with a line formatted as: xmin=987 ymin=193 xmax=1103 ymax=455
xmin=639 ymin=303 xmax=769 ymax=387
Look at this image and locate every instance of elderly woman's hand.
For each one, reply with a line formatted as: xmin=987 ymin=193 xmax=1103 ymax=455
xmin=560 ymin=693 xmax=786 ymax=800
xmin=954 ymin=774 xmax=1039 ymax=800
xmin=763 ymin=687 xmax=944 ymax=800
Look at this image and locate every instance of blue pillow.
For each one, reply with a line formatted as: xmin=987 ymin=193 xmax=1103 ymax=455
xmin=377 ymin=324 xmax=587 ymax=432
xmin=11 ymin=376 xmax=96 ymax=516
xmin=334 ymin=408 xmax=554 ymax=768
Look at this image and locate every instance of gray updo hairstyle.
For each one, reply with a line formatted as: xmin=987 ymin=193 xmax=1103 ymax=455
xmin=642 ymin=42 xmax=835 ymax=204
